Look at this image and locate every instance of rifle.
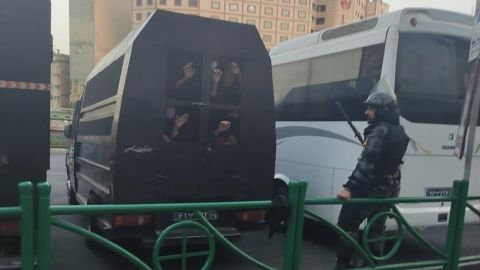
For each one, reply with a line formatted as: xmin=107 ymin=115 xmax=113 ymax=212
xmin=335 ymin=102 xmax=365 ymax=145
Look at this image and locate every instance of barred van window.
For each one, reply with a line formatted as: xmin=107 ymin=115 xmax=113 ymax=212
xmin=83 ymin=56 xmax=124 ymax=108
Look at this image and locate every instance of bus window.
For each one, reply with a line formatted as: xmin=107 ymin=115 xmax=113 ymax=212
xmin=396 ymin=33 xmax=470 ymax=124
xmin=167 ymin=51 xmax=203 ymax=102
xmin=275 ymin=43 xmax=384 ymax=121
xmin=209 ymin=109 xmax=240 ymax=145
xmin=162 ymin=105 xmax=200 ymax=143
xmin=273 ymin=59 xmax=309 ymax=105
xmin=210 ymin=56 xmax=243 ymax=105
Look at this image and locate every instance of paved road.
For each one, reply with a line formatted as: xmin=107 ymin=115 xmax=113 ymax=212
xmin=47 ymin=149 xmax=480 ymax=269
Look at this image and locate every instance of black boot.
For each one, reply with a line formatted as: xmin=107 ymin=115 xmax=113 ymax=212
xmin=334 ymin=232 xmax=358 ymax=270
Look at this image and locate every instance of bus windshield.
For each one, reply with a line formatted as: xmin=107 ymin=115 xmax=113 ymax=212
xmin=395 ymin=33 xmax=473 ymax=125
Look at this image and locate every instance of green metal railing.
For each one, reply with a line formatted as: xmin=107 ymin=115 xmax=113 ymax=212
xmin=32 ymin=181 xmax=307 ymax=270
xmin=0 ymin=182 xmax=34 ymax=270
xmin=1 ymin=179 xmax=479 ymax=270
xmin=301 ymin=180 xmax=472 ymax=270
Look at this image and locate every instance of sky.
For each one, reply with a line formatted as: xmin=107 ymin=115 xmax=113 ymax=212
xmin=51 ymin=0 xmax=476 ymax=55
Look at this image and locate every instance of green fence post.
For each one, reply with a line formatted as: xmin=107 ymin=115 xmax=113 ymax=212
xmin=444 ymin=180 xmax=469 ymax=270
xmin=292 ymin=181 xmax=307 ymax=270
xmin=283 ymin=181 xmax=300 ymax=270
xmin=36 ymin=182 xmax=52 ymax=270
xmin=19 ymin=182 xmax=34 ymax=270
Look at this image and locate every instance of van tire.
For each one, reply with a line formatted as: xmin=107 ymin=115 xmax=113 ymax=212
xmin=67 ymin=187 xmax=78 ymax=205
xmin=85 ymin=193 xmax=102 ymax=249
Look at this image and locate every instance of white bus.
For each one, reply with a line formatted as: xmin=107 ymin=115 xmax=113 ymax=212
xmin=271 ymin=8 xmax=480 ymax=228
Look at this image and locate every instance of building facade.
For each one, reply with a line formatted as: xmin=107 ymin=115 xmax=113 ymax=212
xmin=311 ymin=0 xmax=388 ymax=32
xmin=365 ymin=0 xmax=389 ymax=18
xmin=50 ymin=52 xmax=70 ymax=109
xmin=132 ymin=0 xmax=313 ymax=49
xmin=69 ymin=0 xmax=132 ymax=105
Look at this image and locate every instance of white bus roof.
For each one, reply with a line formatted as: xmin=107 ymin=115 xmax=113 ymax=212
xmin=270 ymin=8 xmax=473 ymax=56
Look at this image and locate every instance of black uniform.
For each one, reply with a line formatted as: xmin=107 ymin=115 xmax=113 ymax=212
xmin=335 ymin=84 xmax=410 ymax=269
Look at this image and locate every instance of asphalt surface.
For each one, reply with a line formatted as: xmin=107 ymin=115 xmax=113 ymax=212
xmin=47 ymin=149 xmax=480 ymax=270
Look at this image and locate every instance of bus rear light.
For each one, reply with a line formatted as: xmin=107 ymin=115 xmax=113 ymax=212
xmin=112 ymin=214 xmax=152 ymax=227
xmin=236 ymin=210 xmax=266 ymax=222
xmin=0 ymin=220 xmax=20 ymax=236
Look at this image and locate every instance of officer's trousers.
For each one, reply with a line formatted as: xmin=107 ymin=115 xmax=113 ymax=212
xmin=336 ymin=202 xmax=391 ymax=266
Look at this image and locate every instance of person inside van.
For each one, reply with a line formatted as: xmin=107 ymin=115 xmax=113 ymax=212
xmin=211 ymin=62 xmax=242 ymax=104
xmin=163 ymin=106 xmax=195 ymax=143
xmin=172 ymin=62 xmax=201 ymax=101
xmin=211 ymin=111 xmax=239 ymax=145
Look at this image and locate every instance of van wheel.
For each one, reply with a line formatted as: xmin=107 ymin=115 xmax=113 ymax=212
xmin=67 ymin=187 xmax=78 ymax=205
xmin=85 ymin=218 xmax=102 ymax=249
xmin=85 ymin=194 xmax=102 ymax=249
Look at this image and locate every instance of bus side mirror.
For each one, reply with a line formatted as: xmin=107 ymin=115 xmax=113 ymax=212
xmin=64 ymin=124 xmax=73 ymax=139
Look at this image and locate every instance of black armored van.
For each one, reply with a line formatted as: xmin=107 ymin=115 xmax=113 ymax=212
xmin=66 ymin=10 xmax=275 ymax=243
xmin=0 ymin=0 xmax=51 ymax=262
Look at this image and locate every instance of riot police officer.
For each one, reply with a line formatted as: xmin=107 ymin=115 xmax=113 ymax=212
xmin=334 ymin=78 xmax=410 ymax=269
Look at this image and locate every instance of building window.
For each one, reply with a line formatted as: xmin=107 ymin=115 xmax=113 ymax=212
xmin=315 ymin=17 xmax=325 ymax=25
xmin=189 ymin=0 xmax=198 ymax=6
xmin=247 ymin=5 xmax=256 ymax=13
xmin=298 ymin=10 xmax=306 ymax=18
xmin=280 ymin=22 xmax=289 ymax=30
xmin=147 ymin=12 xmax=152 ymax=17
xmin=136 ymin=0 xmax=142 ymax=7
xmin=147 ymin=0 xmax=153 ymax=5
xmin=281 ymin=9 xmax=290 ymax=17
xmin=282 ymin=0 xmax=290 ymax=3
xmin=298 ymin=0 xmax=307 ymax=4
xmin=297 ymin=24 xmax=305 ymax=31
xmin=175 ymin=0 xmax=181 ymax=6
xmin=136 ymin=12 xmax=142 ymax=21
xmin=263 ymin=20 xmax=272 ymax=29
xmin=159 ymin=0 xmax=166 ymax=5
xmin=320 ymin=4 xmax=326 ymax=12
xmin=280 ymin=36 xmax=288 ymax=42
xmin=263 ymin=34 xmax=272 ymax=42
xmin=265 ymin=7 xmax=273 ymax=15
xmin=229 ymin=3 xmax=238 ymax=11
xmin=211 ymin=1 xmax=220 ymax=9
xmin=246 ymin=19 xmax=255 ymax=25
xmin=229 ymin=17 xmax=238 ymax=22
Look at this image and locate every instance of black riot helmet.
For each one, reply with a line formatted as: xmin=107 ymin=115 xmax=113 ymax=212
xmin=364 ymin=77 xmax=400 ymax=124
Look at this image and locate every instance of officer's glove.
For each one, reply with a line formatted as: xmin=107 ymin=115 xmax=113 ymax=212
xmin=267 ymin=193 xmax=291 ymax=239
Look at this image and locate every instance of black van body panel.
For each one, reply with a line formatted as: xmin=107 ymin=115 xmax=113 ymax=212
xmin=0 ymin=0 xmax=51 ymax=206
xmin=75 ymin=11 xmax=275 ymax=208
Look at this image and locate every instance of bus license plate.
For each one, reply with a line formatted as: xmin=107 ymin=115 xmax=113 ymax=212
xmin=173 ymin=211 xmax=218 ymax=221
xmin=425 ymin=187 xmax=452 ymax=197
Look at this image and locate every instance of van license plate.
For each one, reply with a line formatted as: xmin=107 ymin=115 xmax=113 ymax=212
xmin=173 ymin=211 xmax=218 ymax=221
xmin=425 ymin=188 xmax=452 ymax=197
